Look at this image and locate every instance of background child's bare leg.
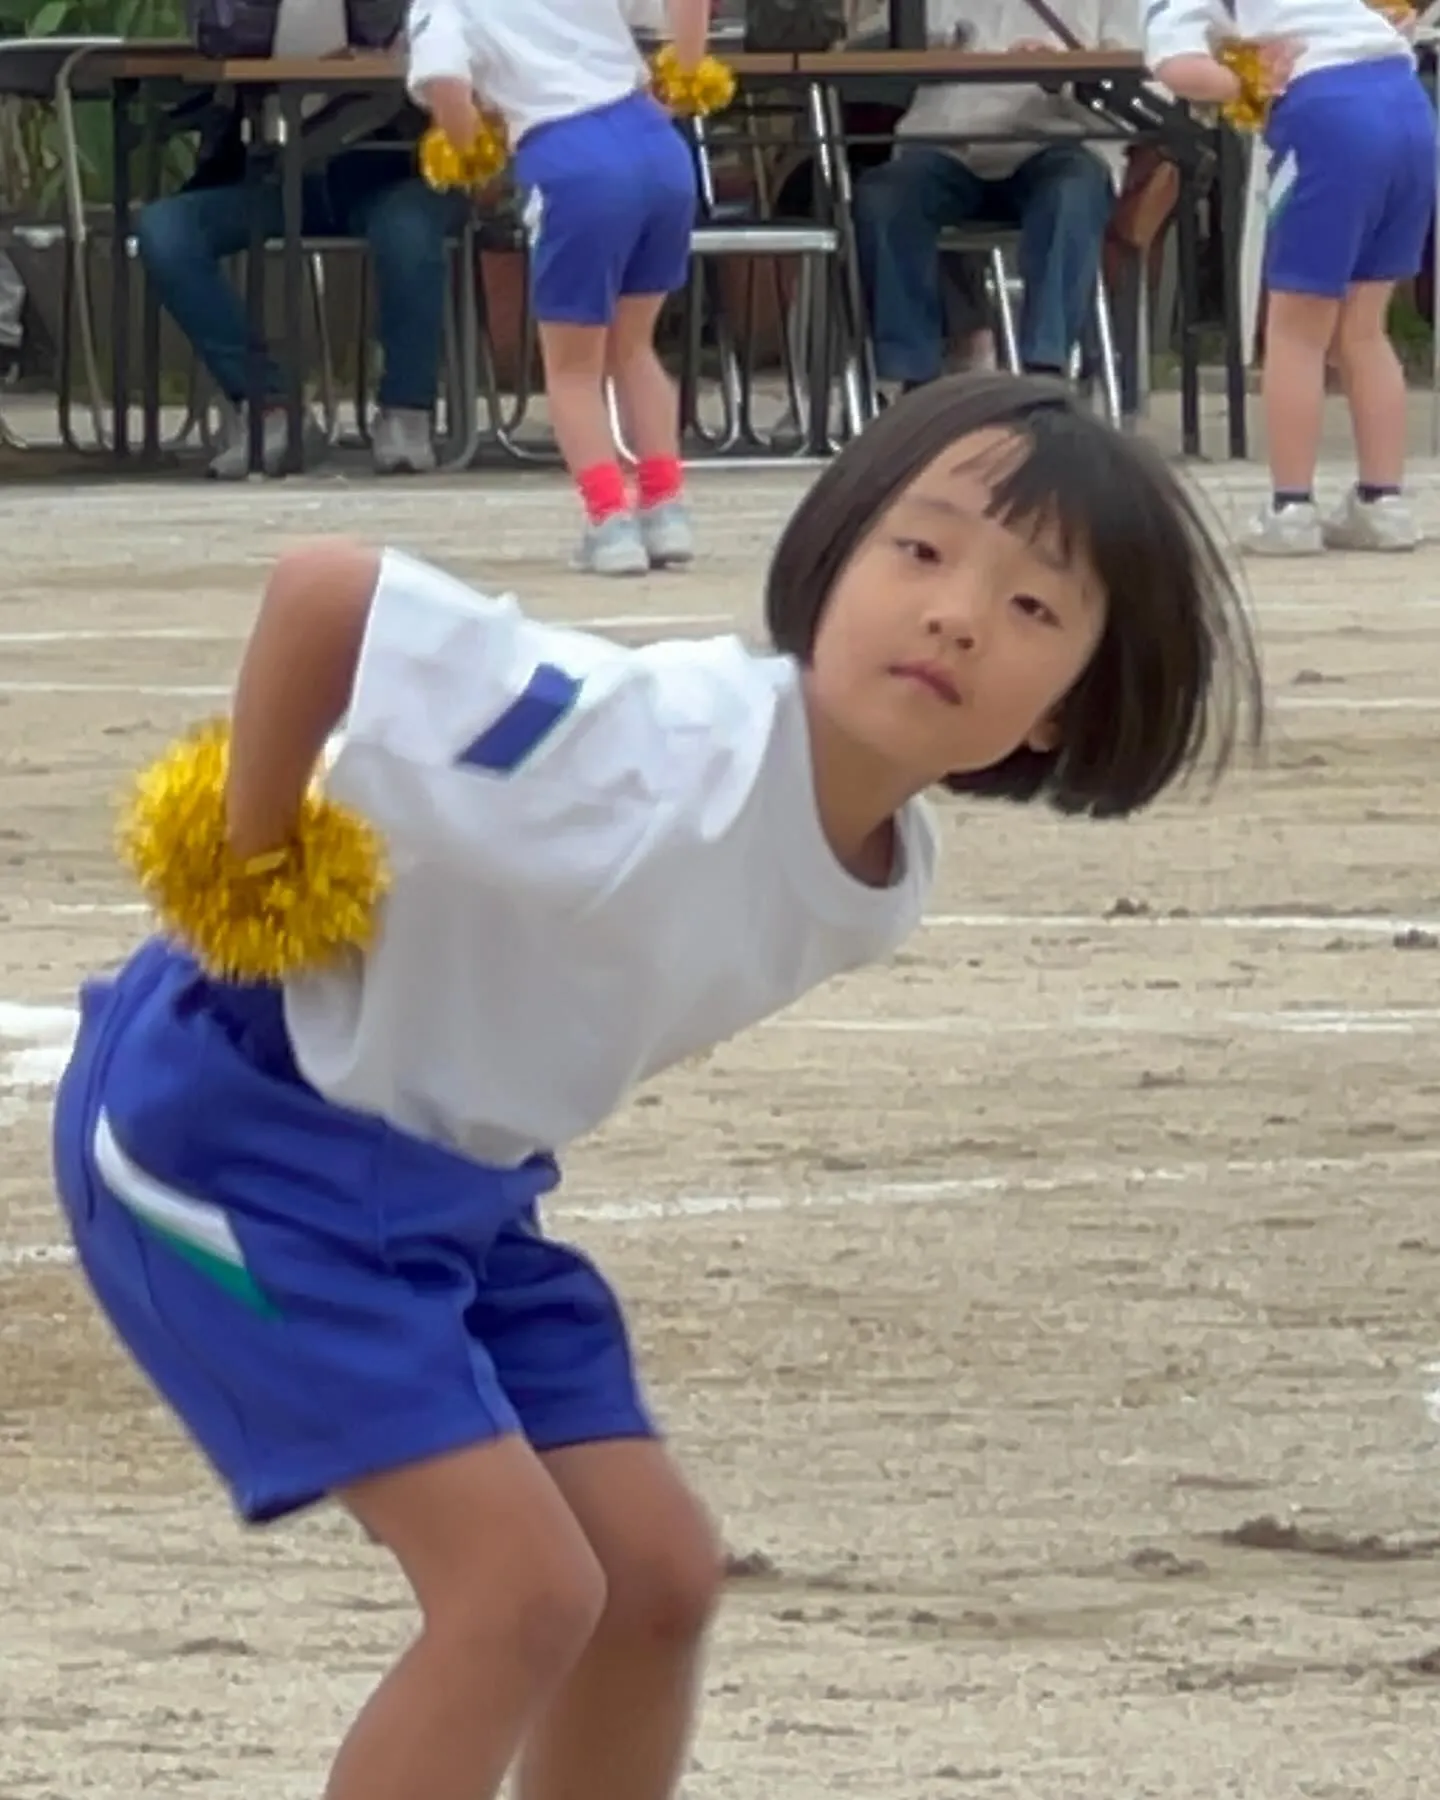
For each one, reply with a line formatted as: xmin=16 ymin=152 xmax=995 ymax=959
xmin=539 ymin=320 xmax=648 ymax=575
xmin=608 ymin=293 xmax=694 ymax=567
xmin=608 ymin=293 xmax=679 ymax=466
xmin=1244 ymin=289 xmax=1337 ymax=555
xmin=1263 ymin=290 xmax=1337 ymax=495
xmin=539 ymin=320 xmax=622 ymax=497
xmin=1323 ymin=279 xmax=1419 ymax=550
xmin=328 ymin=1440 xmax=605 ymax=1800
xmin=1332 ymin=281 xmax=1405 ymax=486
xmin=517 ymin=1440 xmax=724 ymax=1800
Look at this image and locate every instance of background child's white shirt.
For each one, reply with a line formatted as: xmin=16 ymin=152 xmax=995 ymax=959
xmin=405 ymin=0 xmax=648 ymax=144
xmin=1144 ymin=0 xmax=1409 ymax=79
xmin=283 ymin=550 xmax=938 ymax=1168
xmin=894 ymin=0 xmax=1140 ymax=183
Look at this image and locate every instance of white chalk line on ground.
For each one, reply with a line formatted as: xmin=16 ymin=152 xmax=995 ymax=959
xmin=31 ymin=902 xmax=1440 ymax=938
xmin=774 ymin=1006 xmax=1440 ymax=1038
xmin=5 ymin=993 xmax=1440 ymax=1120
xmin=0 ymin=612 xmax=735 ymax=647
xmin=6 ymin=1140 xmax=1440 ymax=1271
xmin=923 ymin=910 xmax=1440 ymax=934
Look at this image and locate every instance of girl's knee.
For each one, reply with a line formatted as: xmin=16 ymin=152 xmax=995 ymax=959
xmin=433 ymin=1539 xmax=609 ymax=1680
xmin=348 ymin=1439 xmax=610 ymax=1684
xmin=597 ymin=1493 xmax=726 ymax=1646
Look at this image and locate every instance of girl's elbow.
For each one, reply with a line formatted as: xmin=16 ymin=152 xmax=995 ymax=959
xmin=1151 ymin=52 xmax=1236 ymax=101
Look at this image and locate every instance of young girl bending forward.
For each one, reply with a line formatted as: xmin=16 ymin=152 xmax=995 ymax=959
xmin=407 ymin=0 xmax=708 ymax=576
xmin=1147 ymin=0 xmax=1431 ymax=554
xmin=53 ymin=375 xmax=1261 ymax=1800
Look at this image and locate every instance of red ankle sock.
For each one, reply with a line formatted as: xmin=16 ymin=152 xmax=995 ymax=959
xmin=576 ymin=462 xmax=629 ymax=525
xmin=636 ymin=455 xmax=683 ymax=511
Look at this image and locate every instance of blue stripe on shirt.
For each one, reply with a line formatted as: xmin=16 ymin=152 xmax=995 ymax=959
xmin=457 ymin=663 xmax=582 ymax=772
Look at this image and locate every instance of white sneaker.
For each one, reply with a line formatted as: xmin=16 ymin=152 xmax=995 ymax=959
xmin=1241 ymin=500 xmax=1323 ymax=557
xmin=372 ymin=407 xmax=437 ymax=476
xmin=1322 ymin=488 xmax=1419 ymax=552
xmin=639 ymin=500 xmax=695 ymax=568
xmin=575 ymin=512 xmax=649 ymax=577
xmin=207 ymin=405 xmax=325 ymax=480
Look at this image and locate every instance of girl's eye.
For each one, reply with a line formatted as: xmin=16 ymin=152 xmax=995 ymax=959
xmin=1013 ymin=592 xmax=1059 ymax=627
xmin=894 ymin=537 xmax=942 ymax=565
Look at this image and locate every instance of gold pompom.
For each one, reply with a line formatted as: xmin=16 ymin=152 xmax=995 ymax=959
xmin=419 ymin=115 xmax=510 ymax=191
xmin=117 ymin=720 xmax=389 ymax=984
xmin=1216 ymin=39 xmax=1272 ymax=132
xmin=650 ymin=45 xmax=737 ymax=118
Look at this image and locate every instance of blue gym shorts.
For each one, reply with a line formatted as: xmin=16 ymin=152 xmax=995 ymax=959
xmin=50 ymin=938 xmax=655 ymax=1525
xmin=1264 ymin=56 xmax=1436 ymax=298
xmin=513 ymin=88 xmax=698 ymax=326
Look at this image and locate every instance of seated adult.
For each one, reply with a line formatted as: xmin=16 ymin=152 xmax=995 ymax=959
xmin=853 ymin=0 xmax=1128 ymax=392
xmin=136 ymin=98 xmax=468 ymax=478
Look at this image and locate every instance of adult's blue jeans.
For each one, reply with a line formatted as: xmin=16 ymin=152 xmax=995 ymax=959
xmin=134 ymin=149 xmax=469 ymax=411
xmin=853 ymin=142 xmax=1114 ymax=383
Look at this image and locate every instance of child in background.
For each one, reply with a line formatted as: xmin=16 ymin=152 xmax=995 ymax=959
xmin=407 ymin=0 xmax=708 ymax=575
xmin=1145 ymin=0 xmax=1430 ymax=555
xmin=52 ymin=375 xmax=1262 ymax=1800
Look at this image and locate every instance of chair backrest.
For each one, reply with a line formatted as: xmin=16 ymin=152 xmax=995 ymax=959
xmin=185 ymin=0 xmax=404 ymax=58
xmin=744 ymin=0 xmax=847 ymax=51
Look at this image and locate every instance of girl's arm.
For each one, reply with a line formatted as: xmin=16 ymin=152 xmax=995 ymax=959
xmin=1144 ymin=0 xmax=1236 ymax=95
xmin=664 ymin=0 xmax=711 ymax=70
xmin=1150 ymin=50 xmax=1242 ymax=100
xmin=225 ymin=542 xmax=378 ymax=859
xmin=405 ymin=0 xmax=482 ymax=143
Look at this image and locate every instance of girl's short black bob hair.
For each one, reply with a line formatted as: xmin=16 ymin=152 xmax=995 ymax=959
xmin=764 ymin=373 xmax=1263 ymax=820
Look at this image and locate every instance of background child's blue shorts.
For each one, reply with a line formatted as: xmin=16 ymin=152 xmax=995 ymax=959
xmin=1264 ymin=57 xmax=1435 ymax=298
xmin=513 ymin=88 xmax=698 ymax=326
xmin=51 ymin=939 xmax=655 ymax=1525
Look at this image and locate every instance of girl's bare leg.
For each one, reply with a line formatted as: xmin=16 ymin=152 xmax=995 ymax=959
xmin=516 ymin=1439 xmax=724 ymax=1800
xmin=1243 ymin=288 xmax=1338 ymax=555
xmin=607 ymin=294 xmax=693 ymax=566
xmin=539 ymin=319 xmax=648 ymax=576
xmin=1325 ymin=279 xmax=1419 ymax=550
xmin=327 ymin=1439 xmax=606 ymax=1800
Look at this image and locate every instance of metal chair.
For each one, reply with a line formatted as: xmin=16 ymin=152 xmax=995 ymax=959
xmin=937 ymin=225 xmax=1123 ymax=425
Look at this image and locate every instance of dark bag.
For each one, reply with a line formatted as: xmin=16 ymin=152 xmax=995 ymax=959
xmin=743 ymin=0 xmax=847 ymax=53
xmin=186 ymin=0 xmax=404 ymax=57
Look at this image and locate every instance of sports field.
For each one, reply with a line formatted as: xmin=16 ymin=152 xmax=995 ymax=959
xmin=3 ymin=465 xmax=1439 ymax=1797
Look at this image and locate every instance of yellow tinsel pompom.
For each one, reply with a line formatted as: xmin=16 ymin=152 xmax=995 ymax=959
xmin=650 ymin=45 xmax=737 ymax=118
xmin=418 ymin=114 xmax=510 ymax=192
xmin=117 ymin=720 xmax=389 ymax=984
xmin=1215 ymin=39 xmax=1271 ymax=132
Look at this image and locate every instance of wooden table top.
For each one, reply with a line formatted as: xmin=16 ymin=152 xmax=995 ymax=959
xmin=101 ymin=44 xmax=1149 ymax=86
xmin=793 ymin=48 xmax=1146 ymax=76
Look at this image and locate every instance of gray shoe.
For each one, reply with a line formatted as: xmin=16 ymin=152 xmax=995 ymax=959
xmin=575 ymin=512 xmax=649 ymax=577
xmin=1322 ymin=488 xmax=1419 ymax=552
xmin=1240 ymin=500 xmax=1323 ymax=557
xmin=639 ymin=500 xmax=695 ymax=568
xmin=372 ymin=406 xmax=437 ymax=476
xmin=208 ymin=405 xmax=326 ymax=480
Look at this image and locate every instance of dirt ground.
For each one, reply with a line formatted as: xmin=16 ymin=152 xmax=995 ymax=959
xmin=3 ymin=459 xmax=1440 ymax=1799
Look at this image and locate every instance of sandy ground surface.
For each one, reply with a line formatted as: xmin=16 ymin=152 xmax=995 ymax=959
xmin=3 ymin=451 xmax=1440 ymax=1798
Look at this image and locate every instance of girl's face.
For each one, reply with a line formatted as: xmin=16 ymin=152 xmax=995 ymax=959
xmin=806 ymin=429 xmax=1107 ymax=792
